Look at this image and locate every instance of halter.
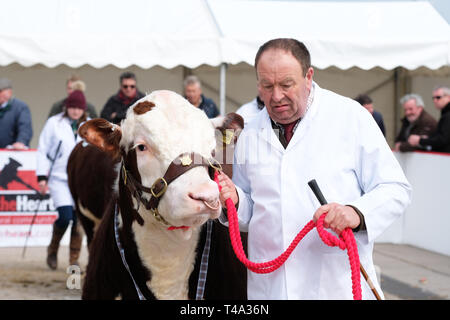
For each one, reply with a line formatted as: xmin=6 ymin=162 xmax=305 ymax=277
xmin=115 ymin=152 xmax=222 ymax=300
xmin=121 ymin=152 xmax=222 ymax=229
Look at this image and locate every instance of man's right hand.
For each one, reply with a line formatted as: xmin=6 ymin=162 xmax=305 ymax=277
xmin=38 ymin=180 xmax=48 ymax=195
xmin=217 ymin=171 xmax=238 ymax=207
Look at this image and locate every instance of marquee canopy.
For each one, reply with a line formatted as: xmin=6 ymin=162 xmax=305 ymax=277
xmin=0 ymin=0 xmax=449 ymax=70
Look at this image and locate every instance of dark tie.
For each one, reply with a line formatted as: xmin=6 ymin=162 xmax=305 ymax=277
xmin=283 ymin=121 xmax=297 ymax=144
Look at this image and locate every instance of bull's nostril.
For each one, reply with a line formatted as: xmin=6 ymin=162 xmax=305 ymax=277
xmin=188 ymin=192 xmax=220 ymax=210
xmin=203 ymin=199 xmax=220 ymax=210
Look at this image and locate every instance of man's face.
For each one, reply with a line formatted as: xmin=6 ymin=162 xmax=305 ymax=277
xmin=403 ymin=99 xmax=422 ymax=123
xmin=184 ymin=83 xmax=202 ymax=106
xmin=66 ymin=80 xmax=74 ymax=96
xmin=121 ymin=78 xmax=137 ymax=99
xmin=256 ymin=49 xmax=313 ymax=124
xmin=432 ymin=88 xmax=450 ymax=110
xmin=0 ymin=88 xmax=12 ymax=105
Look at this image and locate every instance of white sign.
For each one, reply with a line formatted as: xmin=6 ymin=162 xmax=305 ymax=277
xmin=0 ymin=149 xmax=59 ymax=247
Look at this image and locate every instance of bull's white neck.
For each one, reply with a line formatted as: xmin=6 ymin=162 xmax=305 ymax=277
xmin=132 ymin=221 xmax=201 ymax=300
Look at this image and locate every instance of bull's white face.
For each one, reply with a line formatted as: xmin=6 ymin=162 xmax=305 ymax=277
xmin=120 ymin=90 xmax=221 ymax=239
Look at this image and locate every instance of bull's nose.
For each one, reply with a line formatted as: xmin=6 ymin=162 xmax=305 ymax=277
xmin=188 ymin=185 xmax=220 ymax=211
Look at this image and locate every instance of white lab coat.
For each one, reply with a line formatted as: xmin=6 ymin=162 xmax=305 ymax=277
xmin=226 ymin=83 xmax=411 ymax=299
xmin=235 ymin=98 xmax=264 ymax=126
xmin=36 ymin=113 xmax=86 ymax=208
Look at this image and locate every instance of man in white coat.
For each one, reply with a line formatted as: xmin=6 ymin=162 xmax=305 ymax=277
xmin=217 ymin=38 xmax=411 ymax=299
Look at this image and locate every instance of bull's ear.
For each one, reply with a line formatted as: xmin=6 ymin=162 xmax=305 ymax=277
xmin=212 ymin=112 xmax=244 ymax=144
xmin=78 ymin=119 xmax=122 ymax=159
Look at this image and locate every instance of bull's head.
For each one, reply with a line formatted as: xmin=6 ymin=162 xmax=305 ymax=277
xmin=79 ymin=90 xmax=241 ymax=240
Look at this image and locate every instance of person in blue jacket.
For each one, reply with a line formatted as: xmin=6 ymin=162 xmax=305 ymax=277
xmin=354 ymin=93 xmax=386 ymax=137
xmin=183 ymin=75 xmax=220 ymax=118
xmin=0 ymin=78 xmax=32 ymax=149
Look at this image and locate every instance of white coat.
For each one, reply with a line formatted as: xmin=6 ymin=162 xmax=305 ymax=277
xmin=235 ymin=98 xmax=264 ymax=126
xmin=227 ymin=83 xmax=411 ymax=299
xmin=36 ymin=113 xmax=86 ymax=208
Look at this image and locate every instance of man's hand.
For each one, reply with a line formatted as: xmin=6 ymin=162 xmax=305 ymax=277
xmin=217 ymin=171 xmax=238 ymax=207
xmin=408 ymin=134 xmax=421 ymax=146
xmin=38 ymin=180 xmax=48 ymax=195
xmin=313 ymin=203 xmax=360 ymax=235
xmin=12 ymin=142 xmax=27 ymax=150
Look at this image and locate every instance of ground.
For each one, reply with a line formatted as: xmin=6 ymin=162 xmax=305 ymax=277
xmin=0 ymin=244 xmax=448 ymax=300
xmin=0 ymin=246 xmax=87 ymax=300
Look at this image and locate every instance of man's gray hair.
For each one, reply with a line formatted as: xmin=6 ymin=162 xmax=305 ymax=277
xmin=183 ymin=75 xmax=201 ymax=88
xmin=400 ymin=93 xmax=425 ymax=108
xmin=432 ymin=85 xmax=450 ymax=95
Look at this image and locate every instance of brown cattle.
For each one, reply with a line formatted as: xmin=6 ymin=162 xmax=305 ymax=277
xmin=70 ymin=90 xmax=246 ymax=300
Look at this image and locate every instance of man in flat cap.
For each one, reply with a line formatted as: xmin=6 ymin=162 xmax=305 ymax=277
xmin=0 ymin=78 xmax=33 ymax=149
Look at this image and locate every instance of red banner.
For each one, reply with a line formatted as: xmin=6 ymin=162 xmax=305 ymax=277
xmin=0 ymin=149 xmax=59 ymax=247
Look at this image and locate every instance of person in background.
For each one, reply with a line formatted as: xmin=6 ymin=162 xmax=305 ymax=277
xmin=235 ymin=96 xmax=265 ymax=126
xmin=0 ymin=77 xmax=32 ymax=149
xmin=354 ymin=94 xmax=386 ymax=136
xmin=48 ymin=75 xmax=97 ymax=119
xmin=394 ymin=93 xmax=437 ymax=152
xmin=408 ymin=85 xmax=450 ymax=153
xmin=100 ymin=71 xmax=145 ymax=124
xmin=217 ymin=38 xmax=411 ymax=299
xmin=184 ymin=75 xmax=219 ymax=118
xmin=37 ymin=89 xmax=89 ymax=270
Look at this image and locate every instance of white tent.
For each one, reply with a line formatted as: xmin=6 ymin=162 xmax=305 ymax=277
xmin=0 ymin=0 xmax=449 ymax=148
xmin=1 ymin=0 xmax=448 ymax=70
xmin=213 ymin=0 xmax=450 ymax=70
xmin=0 ymin=0 xmax=224 ymax=69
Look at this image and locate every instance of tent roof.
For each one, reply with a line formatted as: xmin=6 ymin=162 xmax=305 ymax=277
xmin=0 ymin=0 xmax=222 ymax=69
xmin=212 ymin=0 xmax=450 ymax=70
xmin=0 ymin=0 xmax=448 ymax=70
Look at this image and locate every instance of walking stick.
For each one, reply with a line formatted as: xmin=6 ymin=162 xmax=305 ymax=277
xmin=22 ymin=140 xmax=62 ymax=258
xmin=308 ymin=179 xmax=382 ymax=300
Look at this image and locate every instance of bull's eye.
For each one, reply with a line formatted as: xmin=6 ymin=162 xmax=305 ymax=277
xmin=137 ymin=144 xmax=147 ymax=152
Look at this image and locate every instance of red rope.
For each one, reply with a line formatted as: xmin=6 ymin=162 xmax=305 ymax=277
xmin=215 ymin=172 xmax=362 ymax=300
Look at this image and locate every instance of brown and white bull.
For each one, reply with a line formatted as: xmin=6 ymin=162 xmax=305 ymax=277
xmin=67 ymin=111 xmax=244 ymax=247
xmin=79 ymin=90 xmax=246 ymax=300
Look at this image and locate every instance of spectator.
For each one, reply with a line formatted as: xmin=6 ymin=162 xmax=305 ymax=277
xmin=0 ymin=77 xmax=32 ymax=149
xmin=354 ymin=94 xmax=386 ymax=136
xmin=235 ymin=96 xmax=265 ymax=126
xmin=183 ymin=75 xmax=219 ymax=118
xmin=408 ymin=86 xmax=450 ymax=153
xmin=394 ymin=94 xmax=437 ymax=152
xmin=48 ymin=75 xmax=98 ymax=119
xmin=217 ymin=38 xmax=411 ymax=299
xmin=100 ymin=71 xmax=145 ymax=124
xmin=37 ymin=89 xmax=89 ymax=270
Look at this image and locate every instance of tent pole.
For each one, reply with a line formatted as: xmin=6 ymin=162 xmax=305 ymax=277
xmin=219 ymin=63 xmax=227 ymax=116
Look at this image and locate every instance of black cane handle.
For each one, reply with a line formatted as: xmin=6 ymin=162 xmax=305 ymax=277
xmin=308 ymin=179 xmax=328 ymax=206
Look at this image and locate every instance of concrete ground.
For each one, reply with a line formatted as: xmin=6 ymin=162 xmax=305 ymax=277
xmin=374 ymin=243 xmax=450 ymax=300
xmin=0 ymin=243 xmax=448 ymax=300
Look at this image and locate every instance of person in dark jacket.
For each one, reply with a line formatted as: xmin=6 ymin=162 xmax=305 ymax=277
xmin=184 ymin=75 xmax=219 ymax=118
xmin=408 ymin=86 xmax=450 ymax=153
xmin=394 ymin=93 xmax=437 ymax=152
xmin=0 ymin=78 xmax=32 ymax=149
xmin=100 ymin=71 xmax=145 ymax=124
xmin=354 ymin=93 xmax=386 ymax=136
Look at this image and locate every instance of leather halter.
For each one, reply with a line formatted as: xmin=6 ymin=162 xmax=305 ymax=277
xmin=121 ymin=152 xmax=221 ymax=227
